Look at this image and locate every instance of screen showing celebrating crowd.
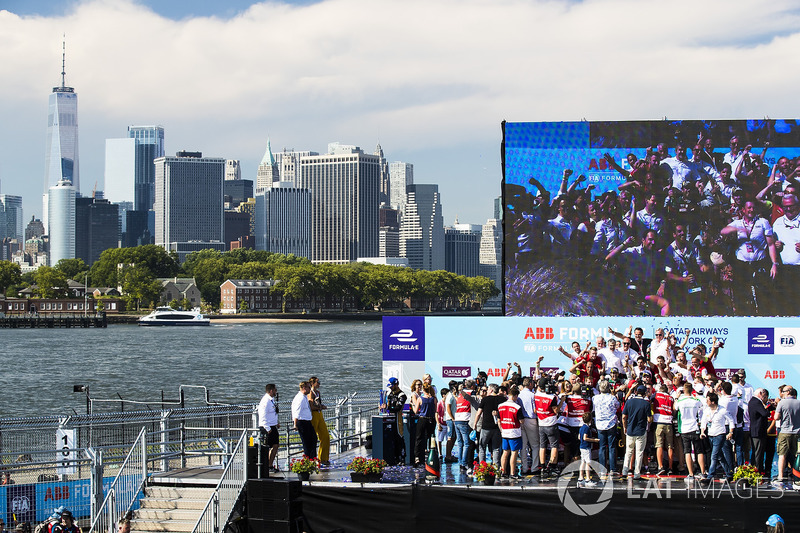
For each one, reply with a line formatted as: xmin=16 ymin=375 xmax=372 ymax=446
xmin=503 ymin=119 xmax=800 ymax=317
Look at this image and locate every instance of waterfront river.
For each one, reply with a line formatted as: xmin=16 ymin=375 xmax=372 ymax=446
xmin=2 ymin=320 xmax=382 ymax=418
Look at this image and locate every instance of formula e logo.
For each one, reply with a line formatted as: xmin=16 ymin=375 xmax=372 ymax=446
xmin=748 ymin=328 xmax=773 ymax=354
xmin=11 ymin=496 xmax=30 ymax=513
xmin=390 ymin=329 xmax=417 ymax=343
xmin=525 ymin=327 xmax=554 ymax=340
xmin=780 ymin=335 xmax=795 ymax=347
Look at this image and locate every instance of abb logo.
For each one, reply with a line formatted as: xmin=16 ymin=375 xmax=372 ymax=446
xmin=764 ymin=370 xmax=786 ymax=379
xmin=524 ymin=327 xmax=554 ymax=340
xmin=44 ymin=486 xmax=70 ymax=501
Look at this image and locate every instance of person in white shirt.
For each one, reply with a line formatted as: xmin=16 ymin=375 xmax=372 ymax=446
xmin=257 ymin=383 xmax=280 ymax=471
xmin=674 ymin=383 xmax=706 ymax=479
xmin=546 ymin=197 xmax=575 ymax=257
xmin=661 ymin=142 xmax=701 ymax=189
xmin=700 ymin=392 xmax=734 ymax=481
xmin=597 ymin=338 xmax=624 ymax=374
xmin=518 ymin=376 xmax=540 ymax=474
xmin=773 ymin=187 xmax=800 ymax=315
xmin=648 ymin=328 xmax=670 ymax=365
xmin=292 ymin=381 xmax=317 ymax=459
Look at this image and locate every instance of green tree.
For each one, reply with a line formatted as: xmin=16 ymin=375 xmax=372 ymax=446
xmin=54 ymin=258 xmax=87 ymax=280
xmin=120 ymin=265 xmax=162 ymax=311
xmin=33 ymin=266 xmax=70 ymax=298
xmin=0 ymin=261 xmax=22 ymax=295
xmin=469 ymin=276 xmax=500 ymax=307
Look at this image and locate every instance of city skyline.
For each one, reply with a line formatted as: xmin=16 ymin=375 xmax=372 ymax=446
xmin=2 ymin=0 xmax=800 ymax=229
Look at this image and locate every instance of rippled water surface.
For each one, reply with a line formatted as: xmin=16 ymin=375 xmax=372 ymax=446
xmin=2 ymin=320 xmax=382 ymax=418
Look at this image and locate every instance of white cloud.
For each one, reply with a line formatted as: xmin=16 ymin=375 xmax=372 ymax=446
xmin=2 ymin=0 xmax=800 ymax=223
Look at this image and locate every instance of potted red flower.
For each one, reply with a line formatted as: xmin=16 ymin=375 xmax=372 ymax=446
xmin=347 ymin=456 xmax=387 ymax=483
xmin=472 ymin=461 xmax=498 ymax=485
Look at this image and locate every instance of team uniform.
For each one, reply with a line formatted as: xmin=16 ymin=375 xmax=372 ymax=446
xmin=498 ymin=399 xmax=523 ymax=451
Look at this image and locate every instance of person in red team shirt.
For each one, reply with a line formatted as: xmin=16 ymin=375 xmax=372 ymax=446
xmin=535 ymin=377 xmax=564 ymax=474
xmin=497 ymin=386 xmax=525 ymax=478
xmin=652 ymin=384 xmax=675 ymax=475
xmin=564 ymin=384 xmax=593 ymax=464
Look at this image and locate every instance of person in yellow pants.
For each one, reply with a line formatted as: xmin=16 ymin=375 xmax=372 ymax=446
xmin=308 ymin=376 xmax=331 ymax=465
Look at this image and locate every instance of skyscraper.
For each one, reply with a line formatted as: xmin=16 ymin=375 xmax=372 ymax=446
xmin=48 ymin=179 xmax=76 ymax=266
xmin=43 ymin=41 xmax=79 ymax=232
xmin=374 ymin=143 xmax=389 ymax=206
xmin=389 ymin=162 xmax=413 ymax=213
xmin=75 ymin=197 xmax=119 ymax=266
xmin=256 ymin=139 xmax=278 ymax=192
xmin=128 ymin=125 xmax=165 ymax=212
xmin=297 ymin=144 xmax=380 ymax=263
xmin=154 ymin=152 xmax=225 ymax=261
xmin=225 ymin=159 xmax=241 ymax=181
xmin=399 ymin=184 xmax=444 ymax=271
xmin=445 ymin=223 xmax=481 ymax=277
xmin=254 ymin=182 xmax=311 ymax=258
xmin=0 ymin=195 xmax=24 ymax=242
xmin=104 ymin=137 xmax=136 ymax=204
xmin=480 ymin=218 xmax=502 ymax=292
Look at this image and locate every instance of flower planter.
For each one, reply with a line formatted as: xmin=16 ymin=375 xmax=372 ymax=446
xmin=297 ymin=472 xmax=310 ymax=481
xmin=482 ymin=475 xmax=496 ymax=486
xmin=350 ymin=472 xmax=383 ymax=483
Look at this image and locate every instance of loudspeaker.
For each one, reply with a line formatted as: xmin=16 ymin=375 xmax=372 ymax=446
xmin=246 ymin=445 xmax=270 ymax=479
xmin=247 ymin=478 xmax=302 ymax=501
xmin=403 ymin=413 xmax=418 ymax=466
xmin=371 ymin=416 xmax=397 ymax=464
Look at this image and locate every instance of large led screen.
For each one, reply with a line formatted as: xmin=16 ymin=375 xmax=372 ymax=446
xmin=503 ymin=119 xmax=800 ymax=317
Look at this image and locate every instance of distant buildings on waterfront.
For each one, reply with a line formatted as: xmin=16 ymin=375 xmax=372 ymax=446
xmin=2 ymin=46 xmax=502 ymax=298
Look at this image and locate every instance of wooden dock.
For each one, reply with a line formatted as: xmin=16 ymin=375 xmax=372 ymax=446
xmin=0 ymin=313 xmax=107 ymax=328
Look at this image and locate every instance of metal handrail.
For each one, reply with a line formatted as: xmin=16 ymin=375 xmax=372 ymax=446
xmin=190 ymin=429 xmax=249 ymax=533
xmin=88 ymin=426 xmax=147 ymax=533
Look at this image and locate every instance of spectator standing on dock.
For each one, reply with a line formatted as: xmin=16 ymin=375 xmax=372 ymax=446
xmin=292 ymin=381 xmax=317 ymax=459
xmin=308 ymin=377 xmax=331 ymax=466
xmin=257 ymin=383 xmax=280 ymax=472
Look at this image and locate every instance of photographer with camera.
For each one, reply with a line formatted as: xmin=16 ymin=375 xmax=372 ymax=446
xmin=534 ymin=376 xmax=564 ymax=476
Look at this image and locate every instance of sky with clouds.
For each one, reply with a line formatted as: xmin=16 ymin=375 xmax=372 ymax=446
xmin=1 ymin=0 xmax=800 ymax=226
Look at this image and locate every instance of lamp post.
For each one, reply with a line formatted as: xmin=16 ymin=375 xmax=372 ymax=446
xmin=84 ymin=274 xmax=88 ymax=317
xmin=73 ymin=385 xmax=90 ymax=415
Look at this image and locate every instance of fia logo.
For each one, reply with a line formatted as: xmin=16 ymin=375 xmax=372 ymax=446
xmin=11 ymin=496 xmax=30 ymax=513
xmin=780 ymin=335 xmax=796 ymax=347
xmin=389 ymin=329 xmax=417 ymax=343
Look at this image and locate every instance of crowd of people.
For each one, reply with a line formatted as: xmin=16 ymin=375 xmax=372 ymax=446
xmin=390 ymin=324 xmax=800 ymax=488
xmin=506 ymin=134 xmax=800 ymax=316
xmin=256 ymin=377 xmax=331 ymax=470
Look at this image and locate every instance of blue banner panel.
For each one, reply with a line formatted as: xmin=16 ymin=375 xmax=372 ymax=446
xmin=382 ymin=316 xmax=425 ymax=361
xmin=382 ymin=317 xmax=800 ymax=395
xmin=6 ymin=485 xmax=35 ymax=525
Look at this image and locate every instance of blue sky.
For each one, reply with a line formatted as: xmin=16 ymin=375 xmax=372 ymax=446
xmin=1 ymin=0 xmax=800 ymax=228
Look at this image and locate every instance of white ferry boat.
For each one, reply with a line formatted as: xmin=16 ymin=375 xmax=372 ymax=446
xmin=138 ymin=307 xmax=210 ymax=326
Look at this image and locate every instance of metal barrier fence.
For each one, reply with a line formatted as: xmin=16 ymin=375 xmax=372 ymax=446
xmin=191 ymin=429 xmax=249 ymax=533
xmin=0 ymin=392 xmax=379 ymax=530
xmin=88 ymin=427 xmax=147 ymax=533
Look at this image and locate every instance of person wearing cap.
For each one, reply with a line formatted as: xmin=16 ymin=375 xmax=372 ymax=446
xmin=291 ymin=381 xmax=317 ymax=459
xmin=52 ymin=510 xmax=80 ymax=533
xmin=766 ymin=514 xmax=785 ymax=533
xmin=621 ymin=384 xmax=652 ymax=479
xmin=380 ymin=377 xmax=407 ymax=465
